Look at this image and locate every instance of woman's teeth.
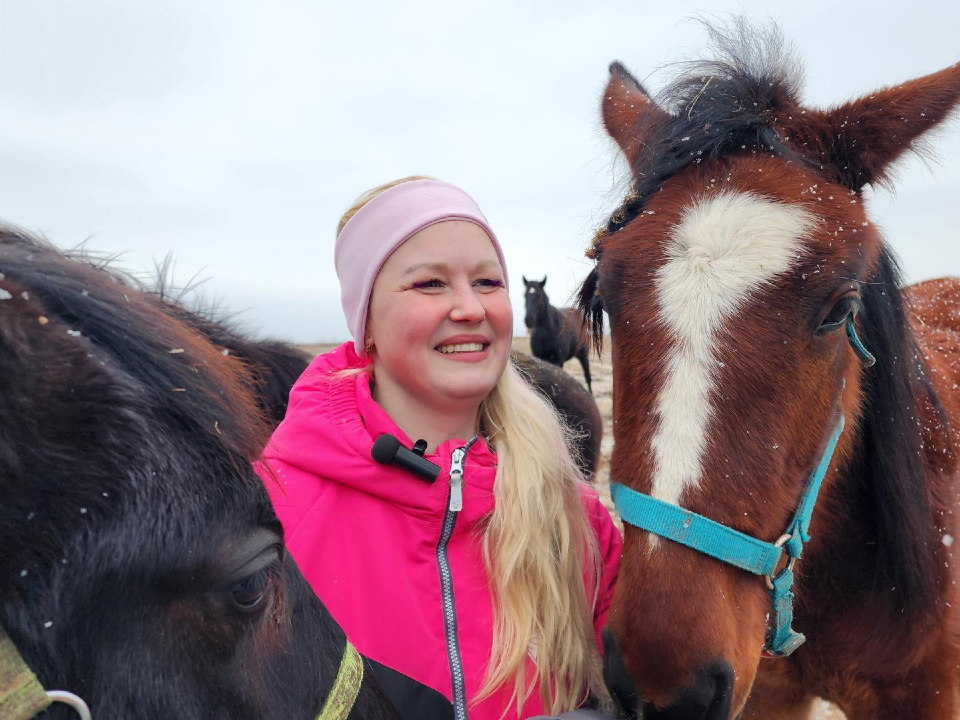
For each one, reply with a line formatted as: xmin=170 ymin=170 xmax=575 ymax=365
xmin=437 ymin=342 xmax=485 ymax=354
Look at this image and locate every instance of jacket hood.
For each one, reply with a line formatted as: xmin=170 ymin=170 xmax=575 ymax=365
xmin=262 ymin=342 xmax=498 ymax=524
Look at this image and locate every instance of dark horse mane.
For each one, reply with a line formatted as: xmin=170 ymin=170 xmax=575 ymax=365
xmin=854 ymin=250 xmax=949 ymax=617
xmin=577 ymin=20 xmax=948 ymax=620
xmin=1 ymin=227 xmax=273 ymax=576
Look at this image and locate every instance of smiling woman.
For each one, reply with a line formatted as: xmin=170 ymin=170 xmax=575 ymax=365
xmin=257 ymin=177 xmax=622 ymax=719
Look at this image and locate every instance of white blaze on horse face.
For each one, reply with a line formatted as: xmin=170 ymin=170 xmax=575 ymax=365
xmin=651 ymin=192 xmax=813 ymax=508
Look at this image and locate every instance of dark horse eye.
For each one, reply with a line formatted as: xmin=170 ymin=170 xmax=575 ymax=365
xmin=818 ymin=296 xmax=859 ymax=334
xmin=231 ymin=563 xmax=279 ymax=611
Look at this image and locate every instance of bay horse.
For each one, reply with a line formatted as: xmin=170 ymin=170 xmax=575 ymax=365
xmin=579 ymin=23 xmax=960 ymax=720
xmin=0 ymin=228 xmax=399 ymax=719
xmin=523 ymin=275 xmax=594 ymax=394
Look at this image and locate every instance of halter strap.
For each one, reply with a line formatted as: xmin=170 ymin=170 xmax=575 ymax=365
xmin=0 ymin=626 xmax=91 ymax=720
xmin=0 ymin=627 xmax=50 ymax=720
xmin=611 ymin=413 xmax=845 ymax=657
xmin=316 ymin=640 xmax=364 ymax=720
xmin=2 ymin=623 xmax=363 ymax=720
xmin=609 ymin=486 xmax=783 ymax=576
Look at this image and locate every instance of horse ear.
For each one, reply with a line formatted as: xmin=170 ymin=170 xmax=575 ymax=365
xmin=522 ymin=275 xmax=529 ymax=286
xmin=541 ymin=276 xmax=547 ymax=286
xmin=785 ymin=62 xmax=960 ymax=190
xmin=602 ymin=62 xmax=669 ymax=167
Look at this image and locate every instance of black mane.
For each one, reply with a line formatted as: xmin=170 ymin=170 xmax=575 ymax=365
xmin=0 ymin=228 xmax=273 ymax=584
xmin=853 ymin=248 xmax=946 ymax=619
xmin=606 ymin=20 xmax=808 ymax=240
xmin=0 ymin=229 xmax=268 ymax=458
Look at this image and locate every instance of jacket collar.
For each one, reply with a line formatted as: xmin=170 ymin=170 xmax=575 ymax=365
xmin=264 ymin=343 xmax=497 ymax=522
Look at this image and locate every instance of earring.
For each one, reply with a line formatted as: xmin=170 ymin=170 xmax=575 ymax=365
xmin=364 ymin=340 xmax=374 ymax=354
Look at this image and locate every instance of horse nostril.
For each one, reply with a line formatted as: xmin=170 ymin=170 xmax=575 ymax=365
xmin=641 ymin=659 xmax=734 ymax=720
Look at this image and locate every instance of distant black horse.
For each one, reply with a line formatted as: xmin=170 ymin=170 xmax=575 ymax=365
xmin=523 ymin=276 xmax=593 ymax=394
xmin=0 ymin=228 xmax=399 ymax=720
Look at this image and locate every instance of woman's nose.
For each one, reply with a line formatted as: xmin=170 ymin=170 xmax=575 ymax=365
xmin=449 ymin=286 xmax=486 ymax=322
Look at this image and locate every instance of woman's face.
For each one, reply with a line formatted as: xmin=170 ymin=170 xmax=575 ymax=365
xmin=366 ymin=220 xmax=513 ymax=410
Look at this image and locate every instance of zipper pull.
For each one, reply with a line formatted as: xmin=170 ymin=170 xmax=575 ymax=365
xmin=449 ymin=446 xmax=466 ymax=512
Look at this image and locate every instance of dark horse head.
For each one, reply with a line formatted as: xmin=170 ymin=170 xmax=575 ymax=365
xmin=580 ymin=20 xmax=960 ymax=720
xmin=0 ymin=229 xmax=398 ymax=719
xmin=523 ymin=275 xmax=549 ymax=329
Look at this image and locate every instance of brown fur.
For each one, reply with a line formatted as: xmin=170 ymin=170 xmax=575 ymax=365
xmin=588 ymin=26 xmax=960 ymax=720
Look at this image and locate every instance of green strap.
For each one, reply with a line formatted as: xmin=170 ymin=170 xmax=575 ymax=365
xmin=316 ymin=640 xmax=364 ymax=720
xmin=0 ymin=627 xmax=52 ymax=720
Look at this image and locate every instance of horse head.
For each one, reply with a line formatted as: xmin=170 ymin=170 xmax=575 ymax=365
xmin=580 ymin=22 xmax=960 ymax=719
xmin=523 ymin=274 xmax=549 ymax=328
xmin=0 ymin=230 xmax=397 ymax=719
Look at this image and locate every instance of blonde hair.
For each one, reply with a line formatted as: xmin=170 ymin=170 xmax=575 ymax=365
xmin=478 ymin=362 xmax=605 ymax=714
xmin=336 ymin=177 xmax=606 ymax=714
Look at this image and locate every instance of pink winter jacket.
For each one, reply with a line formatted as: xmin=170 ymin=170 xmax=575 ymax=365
xmin=257 ymin=343 xmax=621 ymax=720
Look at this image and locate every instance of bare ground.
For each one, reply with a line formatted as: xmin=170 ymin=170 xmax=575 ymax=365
xmin=297 ymin=338 xmax=844 ymax=719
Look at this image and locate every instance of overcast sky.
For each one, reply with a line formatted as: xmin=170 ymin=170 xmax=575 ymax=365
xmin=1 ymin=1 xmax=958 ymax=343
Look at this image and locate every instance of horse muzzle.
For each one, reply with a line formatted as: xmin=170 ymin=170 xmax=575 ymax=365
xmin=640 ymin=659 xmax=734 ymax=720
xmin=603 ymin=629 xmax=735 ymax=720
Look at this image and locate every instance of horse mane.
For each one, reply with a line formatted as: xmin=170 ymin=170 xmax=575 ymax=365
xmin=575 ymin=268 xmax=605 ymax=354
xmin=851 ymin=248 xmax=943 ymax=619
xmin=0 ymin=227 xmax=270 ymax=463
xmin=598 ymin=20 xmax=808 ymax=242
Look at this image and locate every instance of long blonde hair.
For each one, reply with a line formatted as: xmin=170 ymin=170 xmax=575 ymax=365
xmin=337 ymin=177 xmax=606 ymax=714
xmin=478 ymin=363 xmax=605 ymax=714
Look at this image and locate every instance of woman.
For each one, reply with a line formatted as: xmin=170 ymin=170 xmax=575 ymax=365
xmin=257 ymin=177 xmax=620 ymax=719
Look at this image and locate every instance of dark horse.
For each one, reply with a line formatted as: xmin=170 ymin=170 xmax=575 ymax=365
xmin=0 ymin=228 xmax=399 ymax=719
xmin=513 ymin=351 xmax=603 ymax=480
xmin=523 ymin=276 xmax=593 ymax=394
xmin=579 ymin=22 xmax=960 ymax=720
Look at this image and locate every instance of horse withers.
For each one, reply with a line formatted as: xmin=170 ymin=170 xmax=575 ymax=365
xmin=0 ymin=230 xmax=399 ymax=719
xmin=580 ymin=22 xmax=960 ymax=720
xmin=523 ymin=275 xmax=593 ymax=394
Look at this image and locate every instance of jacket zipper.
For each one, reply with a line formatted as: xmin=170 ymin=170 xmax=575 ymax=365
xmin=437 ymin=438 xmax=478 ymax=720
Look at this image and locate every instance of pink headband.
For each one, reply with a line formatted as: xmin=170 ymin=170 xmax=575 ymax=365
xmin=334 ymin=179 xmax=508 ymax=357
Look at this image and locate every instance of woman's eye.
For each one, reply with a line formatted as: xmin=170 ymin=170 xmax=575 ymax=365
xmin=411 ymin=279 xmax=444 ymax=290
xmin=475 ymin=278 xmax=504 ymax=288
xmin=230 ymin=563 xmax=279 ymax=611
xmin=819 ymin=297 xmax=858 ymax=333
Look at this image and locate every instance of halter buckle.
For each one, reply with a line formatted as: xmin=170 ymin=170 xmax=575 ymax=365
xmin=763 ymin=533 xmax=797 ymax=590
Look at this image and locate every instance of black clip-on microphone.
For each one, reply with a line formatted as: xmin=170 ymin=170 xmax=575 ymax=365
xmin=371 ymin=434 xmax=441 ymax=483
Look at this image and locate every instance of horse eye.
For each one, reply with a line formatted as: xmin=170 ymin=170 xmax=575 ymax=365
xmin=818 ymin=297 xmax=858 ymax=334
xmin=230 ymin=563 xmax=279 ymax=611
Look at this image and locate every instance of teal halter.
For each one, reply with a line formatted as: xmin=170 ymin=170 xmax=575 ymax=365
xmin=611 ymin=314 xmax=875 ymax=658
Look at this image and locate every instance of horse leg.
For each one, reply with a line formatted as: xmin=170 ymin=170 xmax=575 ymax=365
xmin=576 ymin=347 xmax=593 ymax=395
